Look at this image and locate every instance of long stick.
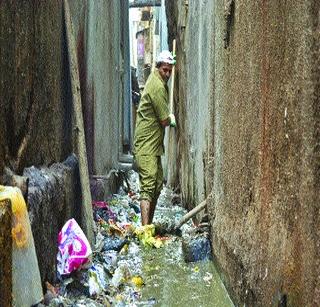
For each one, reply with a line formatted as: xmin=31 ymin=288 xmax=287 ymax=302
xmin=169 ymin=39 xmax=176 ymax=113
xmin=175 ymin=199 xmax=207 ymax=230
xmin=167 ymin=40 xmax=176 ymax=187
xmin=63 ymin=0 xmax=94 ymax=245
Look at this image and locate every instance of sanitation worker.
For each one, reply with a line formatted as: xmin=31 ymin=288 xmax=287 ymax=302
xmin=133 ymin=50 xmax=176 ymax=225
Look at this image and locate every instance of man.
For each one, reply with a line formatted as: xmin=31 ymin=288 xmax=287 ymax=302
xmin=133 ymin=50 xmax=176 ymax=225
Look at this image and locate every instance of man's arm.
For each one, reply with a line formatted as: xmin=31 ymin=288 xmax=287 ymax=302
xmin=151 ymin=86 xmax=176 ymax=127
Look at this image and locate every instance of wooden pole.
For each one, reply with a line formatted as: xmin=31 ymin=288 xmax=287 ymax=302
xmin=169 ymin=39 xmax=176 ymax=113
xmin=175 ymin=199 xmax=207 ymax=230
xmin=63 ymin=0 xmax=94 ymax=245
xmin=167 ymin=39 xmax=177 ymax=187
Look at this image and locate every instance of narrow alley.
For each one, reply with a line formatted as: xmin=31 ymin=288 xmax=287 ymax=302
xmin=0 ymin=1 xmax=319 ymax=307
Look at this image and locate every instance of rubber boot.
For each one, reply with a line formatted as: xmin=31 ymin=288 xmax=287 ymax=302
xmin=140 ymin=199 xmax=151 ymax=225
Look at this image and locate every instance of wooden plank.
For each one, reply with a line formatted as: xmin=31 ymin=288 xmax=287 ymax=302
xmin=0 ymin=199 xmax=12 ymax=307
xmin=63 ymin=0 xmax=94 ymax=245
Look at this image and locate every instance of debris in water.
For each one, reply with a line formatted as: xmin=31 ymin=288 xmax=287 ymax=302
xmin=182 ymin=233 xmax=213 ymax=262
xmin=135 ymin=224 xmax=163 ymax=248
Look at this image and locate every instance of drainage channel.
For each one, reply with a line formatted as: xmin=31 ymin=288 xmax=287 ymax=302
xmin=44 ymin=171 xmax=234 ymax=307
xmin=139 ymin=189 xmax=234 ymax=307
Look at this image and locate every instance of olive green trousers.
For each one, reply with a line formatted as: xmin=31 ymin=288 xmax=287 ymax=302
xmin=134 ymin=155 xmax=163 ymax=203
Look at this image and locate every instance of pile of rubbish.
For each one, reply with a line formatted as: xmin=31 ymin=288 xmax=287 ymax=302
xmin=40 ymin=171 xmax=214 ymax=307
xmin=39 ymin=172 xmax=168 ymax=306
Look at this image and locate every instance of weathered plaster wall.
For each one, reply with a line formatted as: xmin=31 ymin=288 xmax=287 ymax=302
xmin=0 ymin=0 xmax=125 ymax=285
xmin=168 ymin=0 xmax=320 ymax=305
xmin=213 ymin=1 xmax=320 ymax=305
xmin=166 ymin=0 xmax=215 ymax=209
xmin=86 ymin=1 xmax=122 ymax=175
xmin=0 ymin=1 xmax=72 ymax=174
xmin=0 ymin=0 xmax=124 ymax=176
xmin=69 ymin=0 xmax=123 ymax=176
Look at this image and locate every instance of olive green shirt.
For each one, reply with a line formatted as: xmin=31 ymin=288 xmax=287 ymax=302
xmin=133 ymin=69 xmax=170 ymax=156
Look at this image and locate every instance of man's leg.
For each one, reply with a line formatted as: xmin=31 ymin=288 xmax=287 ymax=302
xmin=135 ymin=155 xmax=158 ymax=225
xmin=149 ymin=200 xmax=157 ymax=225
xmin=140 ymin=199 xmax=151 ymax=226
xmin=149 ymin=157 xmax=163 ymax=223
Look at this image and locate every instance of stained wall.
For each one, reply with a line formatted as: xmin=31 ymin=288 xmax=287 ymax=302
xmin=167 ymin=0 xmax=320 ymax=305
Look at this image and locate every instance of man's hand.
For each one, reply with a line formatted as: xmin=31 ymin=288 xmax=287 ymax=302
xmin=169 ymin=113 xmax=176 ymax=127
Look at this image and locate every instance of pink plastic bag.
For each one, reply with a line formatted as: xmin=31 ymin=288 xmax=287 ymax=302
xmin=57 ymin=218 xmax=92 ymax=275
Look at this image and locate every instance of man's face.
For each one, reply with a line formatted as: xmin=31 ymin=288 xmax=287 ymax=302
xmin=158 ymin=63 xmax=173 ymax=83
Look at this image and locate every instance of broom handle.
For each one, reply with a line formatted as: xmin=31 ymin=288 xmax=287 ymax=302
xmin=175 ymin=199 xmax=207 ymax=230
xmin=169 ymin=39 xmax=176 ymax=113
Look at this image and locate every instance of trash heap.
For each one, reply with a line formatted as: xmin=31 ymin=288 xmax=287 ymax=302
xmin=41 ymin=170 xmax=214 ymax=307
xmin=43 ymin=172 xmax=172 ymax=306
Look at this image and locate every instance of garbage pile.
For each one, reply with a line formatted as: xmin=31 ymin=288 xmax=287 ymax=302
xmin=40 ymin=171 xmax=171 ymax=306
xmin=40 ymin=170 xmax=215 ymax=307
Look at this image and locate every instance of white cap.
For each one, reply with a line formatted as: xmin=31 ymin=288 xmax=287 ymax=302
xmin=156 ymin=50 xmax=176 ymax=65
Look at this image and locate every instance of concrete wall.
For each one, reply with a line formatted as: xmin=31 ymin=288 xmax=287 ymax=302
xmin=70 ymin=1 xmax=124 ymax=175
xmin=0 ymin=0 xmax=126 ymax=284
xmin=0 ymin=1 xmax=72 ymax=174
xmin=166 ymin=0 xmax=215 ymax=207
xmin=168 ymin=0 xmax=320 ymax=305
xmin=86 ymin=1 xmax=122 ymax=174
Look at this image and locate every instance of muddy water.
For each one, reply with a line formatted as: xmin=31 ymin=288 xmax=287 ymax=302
xmin=139 ymin=189 xmax=234 ymax=307
xmin=140 ymin=239 xmax=234 ymax=307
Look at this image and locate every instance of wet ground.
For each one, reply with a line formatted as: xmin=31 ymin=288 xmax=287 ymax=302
xmin=139 ymin=190 xmax=234 ymax=307
xmin=44 ymin=171 xmax=234 ymax=307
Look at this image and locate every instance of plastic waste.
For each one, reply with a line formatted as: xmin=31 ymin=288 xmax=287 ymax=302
xmin=102 ymin=236 xmax=128 ymax=252
xmin=57 ymin=218 xmax=92 ymax=275
xmin=0 ymin=185 xmax=43 ymax=307
xmin=88 ymin=263 xmax=108 ymax=296
xmin=182 ymin=234 xmax=212 ymax=262
xmin=108 ymin=220 xmax=126 ymax=236
xmin=134 ymin=224 xmax=163 ymax=248
xmin=128 ymin=241 xmax=140 ymax=256
xmin=102 ymin=250 xmax=118 ymax=274
xmin=93 ymin=201 xmax=116 ymax=222
xmin=131 ymin=275 xmax=144 ymax=287
xmin=111 ymin=262 xmax=131 ymax=288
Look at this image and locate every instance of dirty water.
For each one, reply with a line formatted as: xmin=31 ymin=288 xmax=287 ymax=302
xmin=44 ymin=171 xmax=233 ymax=307
xmin=139 ymin=190 xmax=234 ymax=307
xmin=140 ymin=237 xmax=233 ymax=307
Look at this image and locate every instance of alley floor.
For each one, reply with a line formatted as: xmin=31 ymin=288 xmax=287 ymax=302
xmin=42 ymin=171 xmax=234 ymax=306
